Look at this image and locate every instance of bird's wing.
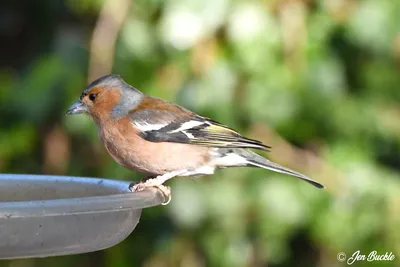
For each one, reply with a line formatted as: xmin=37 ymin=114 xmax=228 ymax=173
xmin=129 ymin=98 xmax=270 ymax=151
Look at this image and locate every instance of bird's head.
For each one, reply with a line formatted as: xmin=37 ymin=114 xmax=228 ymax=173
xmin=66 ymin=74 xmax=143 ymax=122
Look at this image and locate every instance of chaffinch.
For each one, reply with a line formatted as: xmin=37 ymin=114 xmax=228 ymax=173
xmin=67 ymin=74 xmax=324 ymax=203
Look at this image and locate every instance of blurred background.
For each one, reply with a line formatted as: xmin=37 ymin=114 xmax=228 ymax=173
xmin=0 ymin=0 xmax=399 ymax=266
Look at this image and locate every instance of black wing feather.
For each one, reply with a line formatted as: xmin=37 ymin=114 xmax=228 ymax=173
xmin=139 ymin=115 xmax=270 ymax=151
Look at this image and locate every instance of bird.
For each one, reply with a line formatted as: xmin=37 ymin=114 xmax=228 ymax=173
xmin=66 ymin=74 xmax=324 ymax=204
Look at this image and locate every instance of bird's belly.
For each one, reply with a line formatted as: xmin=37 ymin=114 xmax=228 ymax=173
xmin=101 ymin=131 xmax=210 ymax=175
xmin=102 ymin=138 xmax=149 ymax=173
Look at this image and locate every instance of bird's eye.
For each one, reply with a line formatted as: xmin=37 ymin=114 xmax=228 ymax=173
xmin=89 ymin=94 xmax=96 ymax=101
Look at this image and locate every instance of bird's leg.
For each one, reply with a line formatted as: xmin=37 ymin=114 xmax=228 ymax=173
xmin=137 ymin=174 xmax=156 ymax=183
xmin=130 ymin=180 xmax=172 ymax=205
xmin=129 ymin=170 xmax=185 ymax=205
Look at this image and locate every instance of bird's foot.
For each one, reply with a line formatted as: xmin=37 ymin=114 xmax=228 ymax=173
xmin=129 ymin=171 xmax=185 ymax=205
xmin=129 ymin=178 xmax=172 ymax=205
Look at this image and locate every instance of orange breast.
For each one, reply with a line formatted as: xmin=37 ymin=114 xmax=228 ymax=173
xmin=98 ymin=118 xmax=210 ymax=175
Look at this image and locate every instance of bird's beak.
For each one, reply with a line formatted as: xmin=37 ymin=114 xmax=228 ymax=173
xmin=66 ymin=100 xmax=88 ymax=115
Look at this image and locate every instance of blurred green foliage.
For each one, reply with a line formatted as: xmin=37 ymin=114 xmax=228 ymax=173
xmin=1 ymin=0 xmax=400 ymax=266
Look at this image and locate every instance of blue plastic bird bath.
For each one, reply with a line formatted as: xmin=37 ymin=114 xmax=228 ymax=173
xmin=0 ymin=174 xmax=165 ymax=259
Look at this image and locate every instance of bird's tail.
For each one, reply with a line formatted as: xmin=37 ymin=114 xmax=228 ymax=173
xmin=230 ymin=149 xmax=324 ymax=189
